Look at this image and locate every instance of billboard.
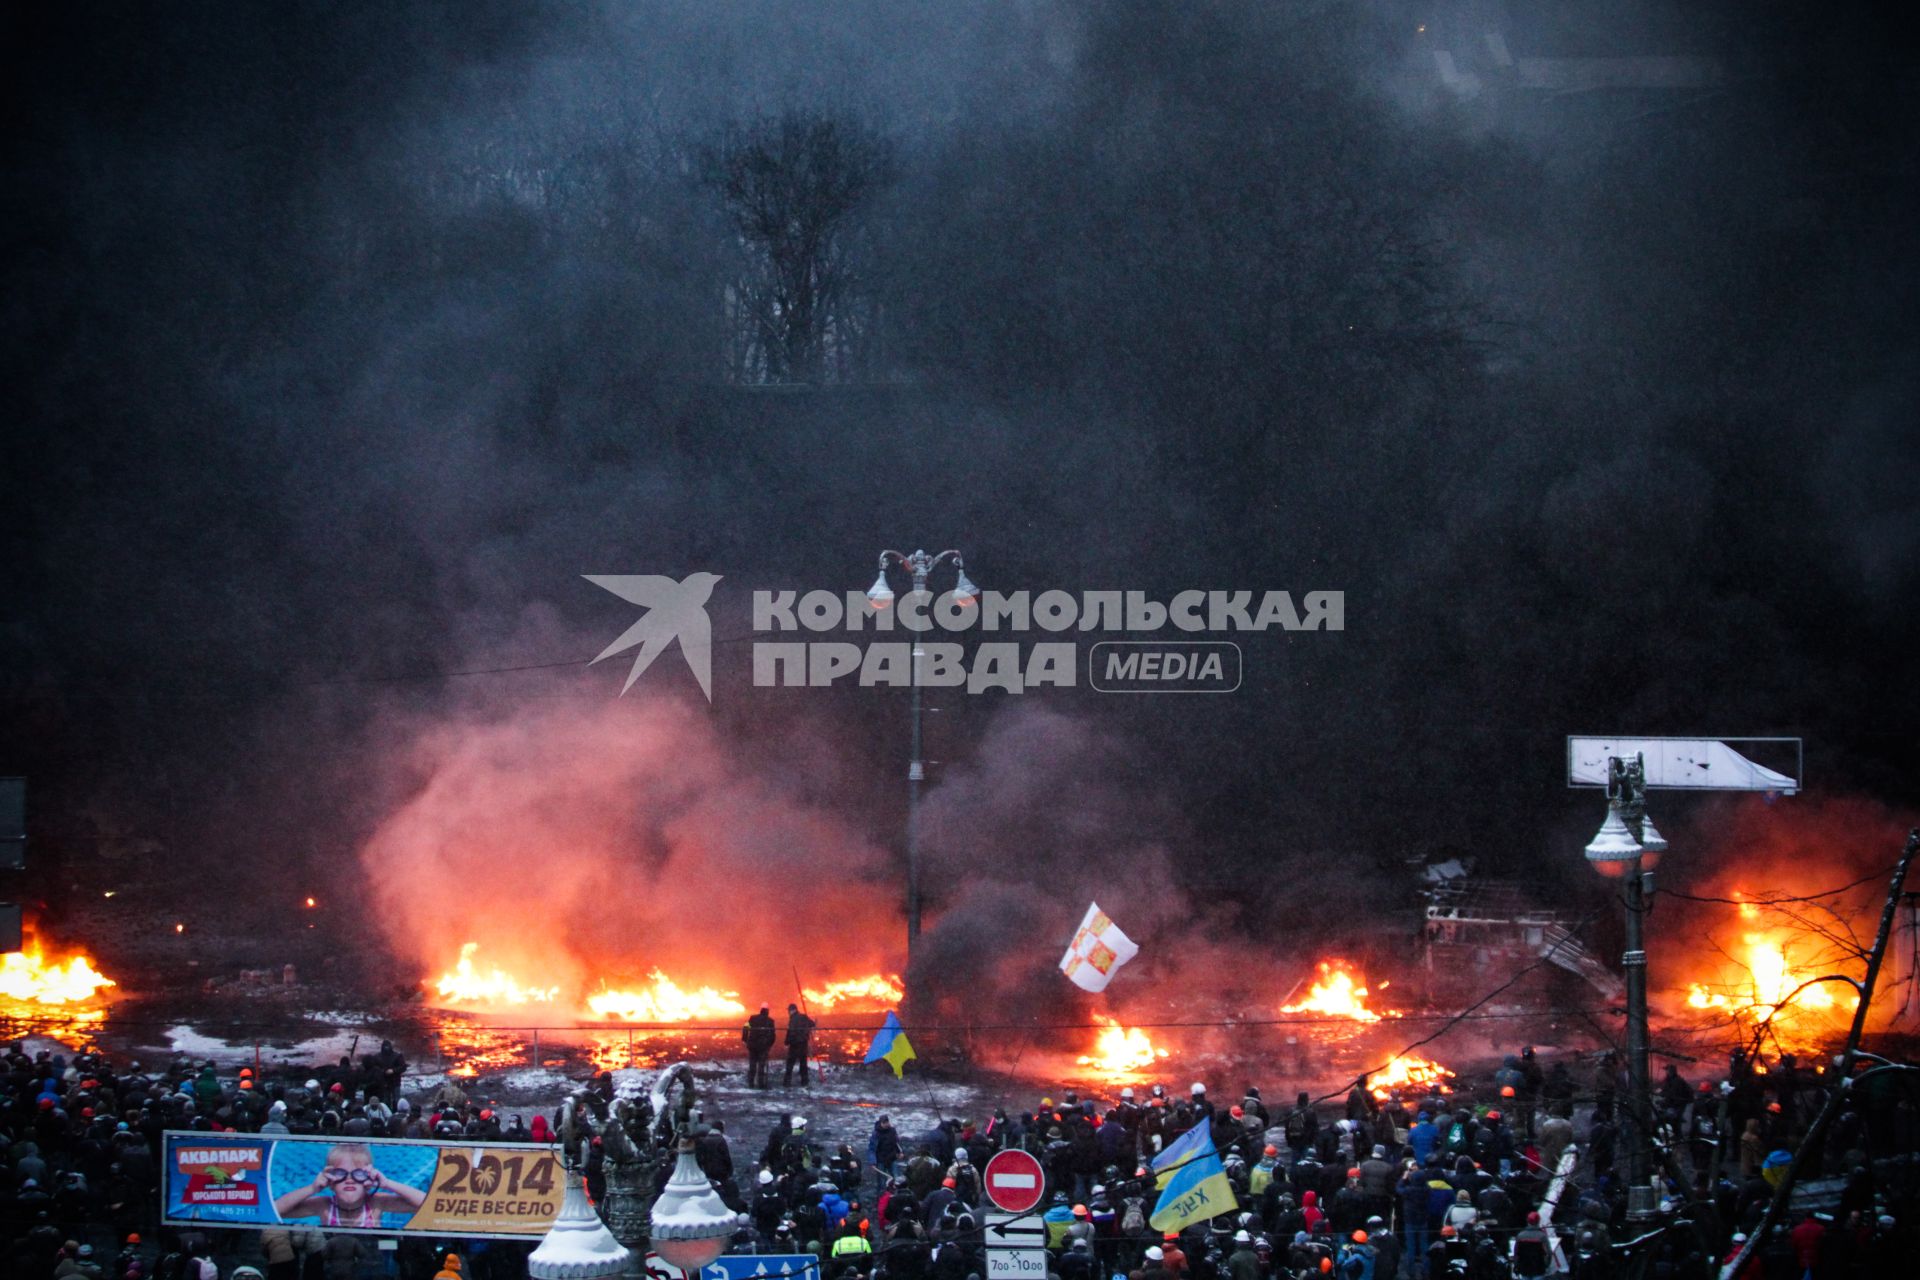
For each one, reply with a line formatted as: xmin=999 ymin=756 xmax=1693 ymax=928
xmin=162 ymin=1131 xmax=565 ymax=1239
xmin=1566 ymin=736 xmax=1800 ymax=793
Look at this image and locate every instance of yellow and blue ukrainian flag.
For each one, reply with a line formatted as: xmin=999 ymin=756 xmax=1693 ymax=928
xmin=863 ymin=1011 xmax=916 ymax=1078
xmin=1148 ymin=1122 xmax=1238 ymax=1232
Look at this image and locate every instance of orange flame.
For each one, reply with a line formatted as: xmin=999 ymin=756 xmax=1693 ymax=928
xmin=1685 ymin=923 xmax=1852 ymax=1049
xmin=585 ymin=973 xmax=747 ymax=1023
xmin=1076 ymin=1015 xmax=1168 ymax=1075
xmin=431 ymin=943 xmax=895 ymax=1026
xmin=1282 ymin=961 xmax=1385 ymax=1023
xmin=433 ymin=942 xmax=559 ymax=1007
xmin=1369 ymin=1054 xmax=1454 ymax=1100
xmin=802 ymin=974 xmax=905 ymax=1010
xmin=1 ymin=939 xmax=117 ymax=1006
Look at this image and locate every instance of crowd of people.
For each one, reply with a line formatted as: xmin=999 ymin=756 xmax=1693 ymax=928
xmin=725 ymin=1047 xmax=1916 ymax=1280
xmin=3 ymin=1035 xmax=1916 ymax=1280
xmin=0 ymin=1039 xmax=533 ymax=1280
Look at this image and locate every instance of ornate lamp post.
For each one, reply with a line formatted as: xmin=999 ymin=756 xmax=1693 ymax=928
xmin=542 ymin=1064 xmax=736 ymax=1278
xmin=644 ymin=1064 xmax=740 ymax=1273
xmin=528 ymin=1168 xmax=631 ymax=1280
xmin=1582 ymin=752 xmax=1669 ymax=1221
xmin=864 ymin=547 xmax=979 ymax=998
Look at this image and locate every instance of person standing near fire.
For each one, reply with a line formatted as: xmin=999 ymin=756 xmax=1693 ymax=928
xmin=784 ymin=1002 xmax=817 ymax=1087
xmin=744 ymin=1005 xmax=778 ymax=1089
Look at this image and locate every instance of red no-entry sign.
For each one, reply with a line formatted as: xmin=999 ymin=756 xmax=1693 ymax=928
xmin=983 ymin=1148 xmax=1046 ymax=1214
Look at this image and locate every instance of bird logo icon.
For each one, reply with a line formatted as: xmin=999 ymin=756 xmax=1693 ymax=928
xmin=585 ymin=572 xmax=724 ymax=701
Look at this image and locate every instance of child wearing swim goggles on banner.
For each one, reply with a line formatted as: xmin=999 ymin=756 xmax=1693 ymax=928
xmin=273 ymin=1142 xmax=427 ymax=1228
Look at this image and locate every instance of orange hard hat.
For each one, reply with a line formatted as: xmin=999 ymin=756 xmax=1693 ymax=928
xmin=1318 ymin=1260 xmax=1333 ymax=1274
xmin=1500 ymin=1085 xmax=1515 ymax=1098
xmin=1440 ymin=1226 xmax=1456 ymax=1238
xmin=1351 ymin=1231 xmax=1368 ymax=1244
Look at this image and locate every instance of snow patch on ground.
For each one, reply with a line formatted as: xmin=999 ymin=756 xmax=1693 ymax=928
xmin=162 ymin=1024 xmax=239 ymax=1059
xmin=497 ymin=1066 xmax=571 ymax=1093
xmin=158 ymin=1023 xmax=365 ymax=1066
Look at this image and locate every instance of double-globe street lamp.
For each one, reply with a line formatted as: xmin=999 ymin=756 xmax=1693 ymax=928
xmin=646 ymin=1065 xmax=742 ymax=1273
xmin=531 ymin=1063 xmax=738 ymax=1280
xmin=864 ymin=549 xmax=979 ymax=1002
xmin=1582 ymin=752 xmax=1670 ymax=1220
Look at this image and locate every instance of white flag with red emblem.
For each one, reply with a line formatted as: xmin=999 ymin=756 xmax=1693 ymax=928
xmin=1059 ymin=901 xmax=1140 ymax=993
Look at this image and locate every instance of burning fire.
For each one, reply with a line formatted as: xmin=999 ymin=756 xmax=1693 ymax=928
xmin=802 ymin=974 xmax=905 ymax=1010
xmin=434 ymin=943 xmax=560 ymax=1007
xmin=1685 ymin=911 xmax=1854 ymax=1047
xmin=1282 ymin=962 xmax=1388 ymax=1022
xmin=1077 ymin=1015 xmax=1168 ymax=1075
xmin=433 ymin=943 xmax=898 ymax=1027
xmin=1 ymin=939 xmax=117 ymax=1006
xmin=1369 ymin=1054 xmax=1454 ymax=1100
xmin=585 ymin=973 xmax=747 ymax=1023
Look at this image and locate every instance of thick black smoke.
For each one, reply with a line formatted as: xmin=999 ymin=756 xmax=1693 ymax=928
xmin=3 ymin=2 xmax=1915 ymax=977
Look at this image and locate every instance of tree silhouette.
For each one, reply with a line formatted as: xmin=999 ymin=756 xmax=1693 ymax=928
xmin=702 ymin=111 xmax=896 ymax=384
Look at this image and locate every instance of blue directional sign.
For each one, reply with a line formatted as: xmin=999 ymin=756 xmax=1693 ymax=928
xmin=702 ymin=1256 xmax=820 ymax=1280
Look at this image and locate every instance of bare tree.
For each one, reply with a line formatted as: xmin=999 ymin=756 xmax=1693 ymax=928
xmin=702 ymin=111 xmax=897 ymax=384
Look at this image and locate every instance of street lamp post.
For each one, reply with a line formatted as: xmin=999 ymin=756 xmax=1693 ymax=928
xmin=1583 ymin=752 xmax=1668 ymax=1221
xmin=645 ymin=1064 xmax=741 ymax=1273
xmin=545 ymin=1064 xmax=737 ymax=1278
xmin=865 ymin=548 xmax=978 ymax=999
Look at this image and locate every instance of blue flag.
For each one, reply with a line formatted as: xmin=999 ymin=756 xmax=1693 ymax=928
xmin=1150 ymin=1121 xmax=1213 ymax=1188
xmin=1149 ymin=1124 xmax=1237 ymax=1233
xmin=863 ymin=1011 xmax=916 ymax=1078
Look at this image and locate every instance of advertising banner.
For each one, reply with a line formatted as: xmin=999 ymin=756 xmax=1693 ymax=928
xmin=162 ymin=1131 xmax=565 ymax=1239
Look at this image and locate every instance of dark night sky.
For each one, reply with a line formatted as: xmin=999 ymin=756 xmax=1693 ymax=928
xmin=2 ymin=1 xmax=1916 ymax=965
